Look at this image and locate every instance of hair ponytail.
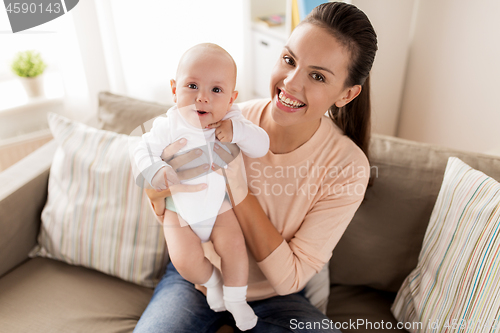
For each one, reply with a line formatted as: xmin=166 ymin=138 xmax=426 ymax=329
xmin=303 ymin=2 xmax=377 ymax=159
xmin=328 ymin=75 xmax=371 ymax=159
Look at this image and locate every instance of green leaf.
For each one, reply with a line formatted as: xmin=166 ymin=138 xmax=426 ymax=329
xmin=11 ymin=50 xmax=47 ymax=78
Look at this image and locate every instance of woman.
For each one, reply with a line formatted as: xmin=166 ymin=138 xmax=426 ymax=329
xmin=134 ymin=2 xmax=377 ymax=332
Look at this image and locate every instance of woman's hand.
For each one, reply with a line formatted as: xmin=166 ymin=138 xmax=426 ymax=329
xmin=160 ymin=138 xmax=209 ymax=185
xmin=150 ymin=165 xmax=178 ymax=192
xmin=145 ymin=138 xmax=208 ymax=220
xmin=211 ymin=142 xmax=248 ymax=207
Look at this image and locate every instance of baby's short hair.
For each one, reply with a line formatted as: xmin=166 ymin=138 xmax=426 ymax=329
xmin=177 ymin=43 xmax=237 ymax=84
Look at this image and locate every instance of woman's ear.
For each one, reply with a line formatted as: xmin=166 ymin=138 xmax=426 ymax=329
xmin=335 ymin=85 xmax=362 ymax=108
xmin=170 ymin=79 xmax=177 ymax=103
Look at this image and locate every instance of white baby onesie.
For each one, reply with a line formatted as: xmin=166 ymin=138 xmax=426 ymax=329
xmin=134 ymin=104 xmax=269 ymax=239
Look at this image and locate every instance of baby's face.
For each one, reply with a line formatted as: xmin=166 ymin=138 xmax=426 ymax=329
xmin=172 ymin=48 xmax=237 ymax=129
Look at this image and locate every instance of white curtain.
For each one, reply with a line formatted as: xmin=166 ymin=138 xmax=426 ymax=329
xmin=70 ymin=0 xmax=246 ymax=112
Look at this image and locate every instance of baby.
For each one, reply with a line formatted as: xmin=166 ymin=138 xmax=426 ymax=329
xmin=134 ymin=43 xmax=269 ymax=331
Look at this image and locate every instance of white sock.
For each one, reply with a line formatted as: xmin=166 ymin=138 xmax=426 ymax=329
xmin=223 ymin=285 xmax=258 ymax=331
xmin=201 ymin=267 xmax=225 ymax=312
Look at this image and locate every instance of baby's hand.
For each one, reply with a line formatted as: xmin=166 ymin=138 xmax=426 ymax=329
xmin=208 ymin=119 xmax=233 ymax=143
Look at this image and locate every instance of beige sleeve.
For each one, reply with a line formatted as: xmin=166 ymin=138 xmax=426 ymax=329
xmin=256 ymin=162 xmax=370 ymax=295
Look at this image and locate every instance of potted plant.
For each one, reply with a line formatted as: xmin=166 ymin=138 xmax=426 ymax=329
xmin=11 ymin=50 xmax=47 ymax=98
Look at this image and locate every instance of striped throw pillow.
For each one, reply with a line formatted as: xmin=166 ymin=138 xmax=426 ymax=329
xmin=392 ymin=157 xmax=500 ymax=332
xmin=29 ymin=113 xmax=168 ymax=287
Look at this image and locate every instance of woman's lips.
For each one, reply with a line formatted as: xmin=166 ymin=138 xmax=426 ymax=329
xmin=278 ymin=89 xmax=306 ymax=106
xmin=275 ymin=89 xmax=306 ymax=113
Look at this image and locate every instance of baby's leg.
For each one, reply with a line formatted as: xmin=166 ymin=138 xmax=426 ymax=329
xmin=164 ymin=210 xmax=225 ymax=312
xmin=162 ymin=210 xmax=212 ymax=285
xmin=210 ymin=201 xmax=248 ymax=287
xmin=211 ymin=201 xmax=257 ymax=331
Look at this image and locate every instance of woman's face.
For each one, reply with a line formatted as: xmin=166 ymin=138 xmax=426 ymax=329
xmin=269 ymin=23 xmax=360 ymax=128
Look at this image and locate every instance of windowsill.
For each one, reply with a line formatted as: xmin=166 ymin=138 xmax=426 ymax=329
xmin=0 ymin=72 xmax=65 ymax=141
xmin=0 ymin=71 xmax=64 ymax=114
xmin=0 ymin=96 xmax=63 ymax=116
xmin=0 ymin=127 xmax=53 ymax=147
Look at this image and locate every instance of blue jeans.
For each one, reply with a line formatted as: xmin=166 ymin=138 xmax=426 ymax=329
xmin=134 ymin=262 xmax=341 ymax=333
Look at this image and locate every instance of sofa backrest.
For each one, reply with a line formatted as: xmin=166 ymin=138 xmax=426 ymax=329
xmin=329 ymin=134 xmax=500 ymax=293
xmin=97 ymin=91 xmax=169 ymax=135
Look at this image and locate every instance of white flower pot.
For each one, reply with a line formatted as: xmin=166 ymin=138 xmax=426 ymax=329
xmin=19 ymin=75 xmax=45 ymax=98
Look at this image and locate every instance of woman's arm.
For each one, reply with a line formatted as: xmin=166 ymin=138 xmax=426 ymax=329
xmin=237 ymin=178 xmax=367 ymax=295
xmin=211 ymin=143 xmax=280 ymax=260
xmin=216 ymin=145 xmax=369 ymax=295
xmin=232 ymin=194 xmax=283 ymax=262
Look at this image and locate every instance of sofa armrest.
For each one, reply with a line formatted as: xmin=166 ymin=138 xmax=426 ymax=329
xmin=0 ymin=140 xmax=57 ymax=278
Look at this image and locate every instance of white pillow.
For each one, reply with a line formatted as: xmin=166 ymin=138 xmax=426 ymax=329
xmin=392 ymin=157 xmax=500 ymax=332
xmin=29 ymin=112 xmax=168 ymax=287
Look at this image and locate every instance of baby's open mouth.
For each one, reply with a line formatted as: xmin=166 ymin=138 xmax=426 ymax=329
xmin=197 ymin=110 xmax=208 ymax=115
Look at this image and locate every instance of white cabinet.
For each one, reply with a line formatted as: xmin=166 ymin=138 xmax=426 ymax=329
xmin=245 ymin=0 xmax=291 ymax=99
xmin=251 ymin=30 xmax=286 ymax=98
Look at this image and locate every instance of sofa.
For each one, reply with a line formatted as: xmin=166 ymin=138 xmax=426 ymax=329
xmin=1 ymin=92 xmax=500 ymax=333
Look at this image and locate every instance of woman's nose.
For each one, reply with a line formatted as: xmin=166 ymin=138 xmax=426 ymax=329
xmin=283 ymin=69 xmax=302 ymax=93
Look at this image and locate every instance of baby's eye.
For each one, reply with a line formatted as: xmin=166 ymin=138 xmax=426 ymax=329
xmin=311 ymin=73 xmax=325 ymax=82
xmin=283 ymin=55 xmax=295 ymax=66
xmin=212 ymin=87 xmax=222 ymax=93
xmin=188 ymin=84 xmax=198 ymax=89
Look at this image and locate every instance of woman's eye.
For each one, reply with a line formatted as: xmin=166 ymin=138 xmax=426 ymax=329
xmin=283 ymin=55 xmax=295 ymax=66
xmin=188 ymin=84 xmax=197 ymax=89
xmin=311 ymin=73 xmax=325 ymax=82
xmin=212 ymin=87 xmax=222 ymax=93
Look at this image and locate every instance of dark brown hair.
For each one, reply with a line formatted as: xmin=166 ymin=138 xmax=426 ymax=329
xmin=303 ymin=2 xmax=377 ymax=159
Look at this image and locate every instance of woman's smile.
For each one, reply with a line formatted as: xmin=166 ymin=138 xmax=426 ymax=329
xmin=277 ymin=89 xmax=306 ymax=108
xmin=275 ymin=88 xmax=307 ymax=113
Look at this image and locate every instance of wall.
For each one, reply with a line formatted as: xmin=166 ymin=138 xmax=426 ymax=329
xmin=397 ymin=0 xmax=500 ymax=155
xmin=352 ymin=0 xmax=416 ymax=136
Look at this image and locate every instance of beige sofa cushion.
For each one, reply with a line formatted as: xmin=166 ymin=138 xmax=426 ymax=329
xmin=0 ymin=257 xmax=153 ymax=333
xmin=330 ymin=134 xmax=500 ymax=293
xmin=392 ymin=157 xmax=500 ymax=332
xmin=30 ymin=113 xmax=168 ymax=287
xmin=97 ymin=91 xmax=170 ymax=135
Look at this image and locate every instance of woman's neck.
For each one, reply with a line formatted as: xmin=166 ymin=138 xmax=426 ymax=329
xmin=260 ymin=104 xmax=321 ymax=155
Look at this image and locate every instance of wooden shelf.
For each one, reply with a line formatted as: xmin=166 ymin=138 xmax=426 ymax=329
xmin=251 ymin=21 xmax=288 ymax=41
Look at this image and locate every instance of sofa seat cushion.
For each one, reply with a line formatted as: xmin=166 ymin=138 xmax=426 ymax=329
xmin=0 ymin=257 xmax=153 ymax=333
xmin=327 ymin=284 xmax=407 ymax=333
